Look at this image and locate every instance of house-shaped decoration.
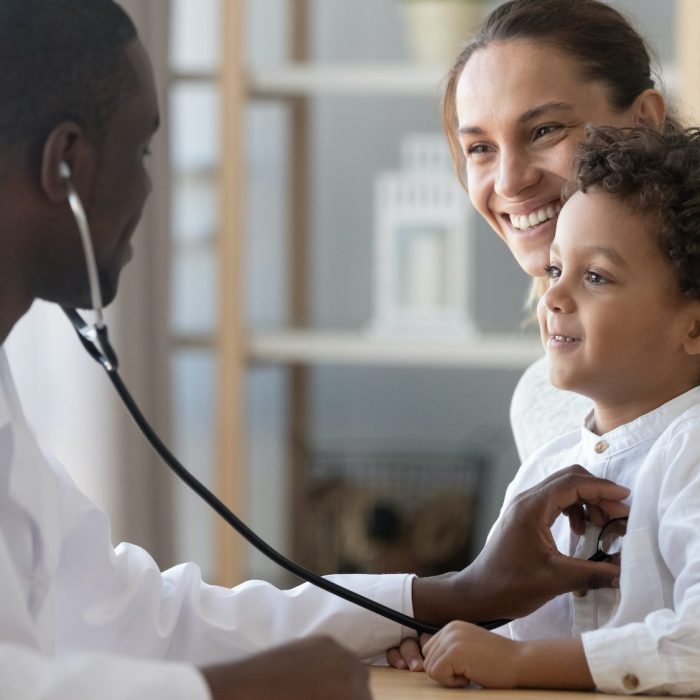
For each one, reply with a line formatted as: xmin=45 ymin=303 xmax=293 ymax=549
xmin=370 ymin=133 xmax=475 ymax=338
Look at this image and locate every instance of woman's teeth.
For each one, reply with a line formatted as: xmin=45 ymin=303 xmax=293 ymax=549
xmin=509 ymin=204 xmax=561 ymax=231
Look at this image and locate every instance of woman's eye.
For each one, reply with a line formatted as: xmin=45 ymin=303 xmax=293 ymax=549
xmin=533 ymin=124 xmax=561 ymax=140
xmin=544 ymin=264 xmax=561 ymax=279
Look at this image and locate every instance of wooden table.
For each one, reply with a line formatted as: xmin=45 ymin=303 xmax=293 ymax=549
xmin=369 ymin=667 xmax=673 ymax=699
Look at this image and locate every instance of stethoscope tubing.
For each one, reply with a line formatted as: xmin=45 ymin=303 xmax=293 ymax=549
xmin=65 ymin=309 xmax=512 ymax=636
xmin=60 ymin=167 xmax=509 ymax=638
xmin=64 ymin=309 xmax=444 ymax=635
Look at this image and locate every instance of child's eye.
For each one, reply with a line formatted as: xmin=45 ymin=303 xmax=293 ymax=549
xmin=544 ymin=264 xmax=561 ymax=279
xmin=585 ymin=270 xmax=609 ymax=285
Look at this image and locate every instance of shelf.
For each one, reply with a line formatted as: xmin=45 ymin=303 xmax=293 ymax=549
xmin=247 ymin=63 xmax=446 ymax=97
xmin=246 ymin=329 xmax=543 ymax=369
xmin=174 ymin=61 xmax=678 ymax=99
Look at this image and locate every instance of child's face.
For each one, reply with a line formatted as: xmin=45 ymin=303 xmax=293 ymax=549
xmin=537 ymin=190 xmax=693 ymax=405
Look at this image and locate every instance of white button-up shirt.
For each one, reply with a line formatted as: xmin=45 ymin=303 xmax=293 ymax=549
xmin=0 ymin=349 xmax=414 ymax=699
xmin=497 ymin=385 xmax=700 ymax=695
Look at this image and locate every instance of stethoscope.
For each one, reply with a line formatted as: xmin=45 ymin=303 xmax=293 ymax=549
xmin=59 ymin=160 xmax=509 ymax=636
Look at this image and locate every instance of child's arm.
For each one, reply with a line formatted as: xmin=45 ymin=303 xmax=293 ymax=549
xmin=422 ymin=621 xmax=593 ymax=689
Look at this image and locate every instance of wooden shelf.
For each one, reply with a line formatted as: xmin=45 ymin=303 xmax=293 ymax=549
xmin=246 ymin=329 xmax=542 ymax=369
xmin=248 ymin=63 xmax=446 ymax=97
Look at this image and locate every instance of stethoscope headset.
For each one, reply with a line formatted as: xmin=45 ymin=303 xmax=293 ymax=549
xmin=58 ymin=160 xmax=509 ymax=637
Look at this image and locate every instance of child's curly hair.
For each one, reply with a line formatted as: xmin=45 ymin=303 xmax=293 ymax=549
xmin=564 ymin=125 xmax=700 ymax=299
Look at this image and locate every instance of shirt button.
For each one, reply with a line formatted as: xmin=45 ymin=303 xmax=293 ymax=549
xmin=572 ymin=589 xmax=587 ymax=598
xmin=622 ymin=673 xmax=639 ymax=691
xmin=594 ymin=439 xmax=609 ymax=454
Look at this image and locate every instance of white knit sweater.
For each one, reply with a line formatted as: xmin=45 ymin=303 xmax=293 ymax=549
xmin=510 ymin=356 xmax=593 ymax=463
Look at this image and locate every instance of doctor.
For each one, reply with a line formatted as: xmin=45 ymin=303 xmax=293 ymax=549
xmin=0 ymin=1 xmax=631 ymax=699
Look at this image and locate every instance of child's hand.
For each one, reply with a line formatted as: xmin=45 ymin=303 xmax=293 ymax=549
xmin=385 ymin=633 xmax=432 ymax=671
xmin=422 ymin=621 xmax=521 ymax=688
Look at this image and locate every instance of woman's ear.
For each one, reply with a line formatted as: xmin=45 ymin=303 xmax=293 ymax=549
xmin=40 ymin=122 xmax=91 ymax=203
xmin=633 ymin=88 xmax=666 ymax=130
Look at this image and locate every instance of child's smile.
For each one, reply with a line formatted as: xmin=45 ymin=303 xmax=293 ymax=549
xmin=544 ymin=329 xmax=582 ymax=349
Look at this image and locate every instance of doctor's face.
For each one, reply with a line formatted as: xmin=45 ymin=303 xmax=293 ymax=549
xmin=455 ymin=40 xmax=638 ymax=277
xmin=83 ymin=40 xmax=159 ymax=306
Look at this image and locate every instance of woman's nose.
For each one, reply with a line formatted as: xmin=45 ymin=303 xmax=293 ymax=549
xmin=495 ymin=149 xmax=540 ymax=199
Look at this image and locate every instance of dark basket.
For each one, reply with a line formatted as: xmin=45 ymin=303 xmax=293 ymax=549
xmin=304 ymin=447 xmax=489 ymax=576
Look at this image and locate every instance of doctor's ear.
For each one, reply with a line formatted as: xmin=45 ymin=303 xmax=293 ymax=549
xmin=40 ymin=121 xmax=92 ymax=203
xmin=58 ymin=161 xmax=72 ymax=180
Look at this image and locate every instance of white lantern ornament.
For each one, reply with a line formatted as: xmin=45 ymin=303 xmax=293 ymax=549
xmin=370 ymin=133 xmax=476 ymax=339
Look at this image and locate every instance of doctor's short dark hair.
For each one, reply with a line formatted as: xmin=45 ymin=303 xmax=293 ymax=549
xmin=0 ymin=0 xmax=137 ymax=159
xmin=565 ymin=125 xmax=700 ymax=300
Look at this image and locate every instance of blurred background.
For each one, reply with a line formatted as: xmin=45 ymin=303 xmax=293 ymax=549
xmin=5 ymin=0 xmax=689 ymax=587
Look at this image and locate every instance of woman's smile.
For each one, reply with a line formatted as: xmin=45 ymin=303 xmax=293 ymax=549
xmin=507 ymin=202 xmax=562 ymax=232
xmin=455 ymin=40 xmax=644 ymax=276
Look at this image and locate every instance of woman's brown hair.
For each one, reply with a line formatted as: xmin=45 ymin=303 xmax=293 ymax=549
xmin=442 ymin=0 xmax=668 ymax=189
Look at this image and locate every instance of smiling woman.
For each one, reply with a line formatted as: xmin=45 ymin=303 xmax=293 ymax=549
xmin=430 ymin=0 xmax=677 ymax=463
xmin=441 ymin=2 xmax=668 ymax=277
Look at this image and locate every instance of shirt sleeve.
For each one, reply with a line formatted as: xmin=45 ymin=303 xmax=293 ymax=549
xmin=53 ymin=460 xmax=415 ymax=666
xmin=581 ymin=417 xmax=700 ymax=695
xmin=0 ymin=645 xmax=210 ymax=700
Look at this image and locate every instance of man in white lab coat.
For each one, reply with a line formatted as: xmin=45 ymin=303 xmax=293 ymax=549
xmin=0 ymin=1 xmax=630 ymax=698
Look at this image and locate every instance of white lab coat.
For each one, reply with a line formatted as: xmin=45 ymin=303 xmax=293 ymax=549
xmin=0 ymin=348 xmax=415 ymax=700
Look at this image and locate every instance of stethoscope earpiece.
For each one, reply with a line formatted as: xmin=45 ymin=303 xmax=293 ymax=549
xmin=61 ymin=161 xmax=104 ymax=327
xmin=58 ymin=161 xmax=72 ymax=180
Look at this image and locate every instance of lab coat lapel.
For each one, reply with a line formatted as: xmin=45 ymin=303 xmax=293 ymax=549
xmin=0 ymin=423 xmax=40 ymax=645
xmin=0 ymin=349 xmax=60 ymax=620
xmin=0 ymin=355 xmax=11 ymax=430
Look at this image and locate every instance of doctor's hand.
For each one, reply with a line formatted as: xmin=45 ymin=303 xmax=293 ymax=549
xmin=201 ymin=637 xmax=372 ymax=700
xmin=390 ymin=465 xmax=628 ymax=671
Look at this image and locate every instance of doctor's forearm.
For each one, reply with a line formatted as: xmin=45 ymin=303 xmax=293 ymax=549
xmin=412 ymin=571 xmax=484 ymax=625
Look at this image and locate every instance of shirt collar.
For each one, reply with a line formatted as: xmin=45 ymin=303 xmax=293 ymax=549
xmin=580 ymin=385 xmax=700 ymax=458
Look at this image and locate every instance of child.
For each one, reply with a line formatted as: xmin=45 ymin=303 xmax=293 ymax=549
xmin=423 ymin=125 xmax=700 ymax=695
